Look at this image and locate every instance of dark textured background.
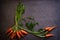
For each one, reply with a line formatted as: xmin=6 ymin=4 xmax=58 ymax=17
xmin=0 ymin=0 xmax=60 ymax=40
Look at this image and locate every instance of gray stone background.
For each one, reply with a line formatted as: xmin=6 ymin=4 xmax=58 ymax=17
xmin=0 ymin=0 xmax=60 ymax=40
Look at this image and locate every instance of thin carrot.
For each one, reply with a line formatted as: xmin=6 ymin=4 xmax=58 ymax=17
xmin=48 ymin=26 xmax=56 ymax=31
xmin=44 ymin=26 xmax=56 ymax=31
xmin=21 ymin=30 xmax=28 ymax=35
xmin=8 ymin=30 xmax=13 ymax=36
xmin=10 ymin=32 xmax=16 ymax=39
xmin=44 ymin=27 xmax=51 ymax=31
xmin=19 ymin=31 xmax=24 ymax=37
xmin=6 ymin=28 xmax=12 ymax=34
xmin=45 ymin=34 xmax=54 ymax=38
xmin=16 ymin=31 xmax=21 ymax=39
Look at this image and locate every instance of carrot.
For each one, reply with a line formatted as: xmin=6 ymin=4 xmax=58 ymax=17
xmin=6 ymin=28 xmax=12 ymax=34
xmin=16 ymin=31 xmax=21 ymax=39
xmin=45 ymin=34 xmax=54 ymax=38
xmin=8 ymin=30 xmax=13 ymax=36
xmin=19 ymin=31 xmax=24 ymax=37
xmin=44 ymin=26 xmax=56 ymax=31
xmin=10 ymin=32 xmax=16 ymax=39
xmin=21 ymin=30 xmax=28 ymax=35
xmin=48 ymin=26 xmax=56 ymax=31
xmin=44 ymin=27 xmax=51 ymax=31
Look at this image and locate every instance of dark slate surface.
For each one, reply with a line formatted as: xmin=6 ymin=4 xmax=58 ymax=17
xmin=0 ymin=0 xmax=60 ymax=40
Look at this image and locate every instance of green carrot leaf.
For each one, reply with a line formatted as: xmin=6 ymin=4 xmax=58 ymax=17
xmin=27 ymin=17 xmax=34 ymax=20
xmin=38 ymin=28 xmax=45 ymax=32
xmin=26 ymin=22 xmax=35 ymax=31
xmin=15 ymin=2 xmax=25 ymax=23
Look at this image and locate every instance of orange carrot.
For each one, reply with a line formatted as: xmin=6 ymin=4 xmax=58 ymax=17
xmin=8 ymin=30 xmax=13 ymax=36
xmin=10 ymin=32 xmax=16 ymax=39
xmin=44 ymin=27 xmax=51 ymax=31
xmin=44 ymin=26 xmax=56 ymax=31
xmin=21 ymin=30 xmax=28 ymax=35
xmin=16 ymin=31 xmax=21 ymax=39
xmin=48 ymin=26 xmax=56 ymax=31
xmin=45 ymin=34 xmax=54 ymax=38
xmin=19 ymin=31 xmax=24 ymax=37
xmin=6 ymin=28 xmax=12 ymax=34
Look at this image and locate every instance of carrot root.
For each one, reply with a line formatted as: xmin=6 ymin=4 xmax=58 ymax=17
xmin=6 ymin=28 xmax=12 ymax=34
xmin=21 ymin=30 xmax=28 ymax=35
xmin=19 ymin=31 xmax=24 ymax=37
xmin=8 ymin=30 xmax=13 ymax=36
xmin=10 ymin=32 xmax=16 ymax=39
xmin=44 ymin=26 xmax=56 ymax=31
xmin=16 ymin=31 xmax=21 ymax=39
xmin=45 ymin=34 xmax=54 ymax=38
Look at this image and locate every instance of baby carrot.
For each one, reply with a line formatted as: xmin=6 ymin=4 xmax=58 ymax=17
xmin=21 ymin=30 xmax=28 ymax=35
xmin=6 ymin=28 xmax=12 ymax=34
xmin=44 ymin=26 xmax=56 ymax=31
xmin=16 ymin=31 xmax=21 ymax=39
xmin=48 ymin=26 xmax=56 ymax=31
xmin=44 ymin=27 xmax=51 ymax=31
xmin=19 ymin=31 xmax=24 ymax=37
xmin=8 ymin=30 xmax=13 ymax=36
xmin=10 ymin=32 xmax=16 ymax=39
xmin=45 ymin=34 xmax=54 ymax=38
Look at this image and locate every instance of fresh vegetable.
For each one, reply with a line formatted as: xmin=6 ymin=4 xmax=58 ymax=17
xmin=10 ymin=32 xmax=16 ymax=39
xmin=19 ymin=31 xmax=24 ymax=37
xmin=45 ymin=34 xmax=54 ymax=38
xmin=21 ymin=30 xmax=28 ymax=35
xmin=16 ymin=31 xmax=21 ymax=38
xmin=8 ymin=30 xmax=13 ymax=36
xmin=6 ymin=27 xmax=28 ymax=39
xmin=6 ymin=1 xmax=28 ymax=39
xmin=44 ymin=26 xmax=56 ymax=31
xmin=6 ymin=28 xmax=12 ymax=34
xmin=5 ymin=0 xmax=56 ymax=39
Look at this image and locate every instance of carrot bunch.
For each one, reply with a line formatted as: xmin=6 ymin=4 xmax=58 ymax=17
xmin=44 ymin=26 xmax=56 ymax=38
xmin=6 ymin=27 xmax=28 ymax=39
